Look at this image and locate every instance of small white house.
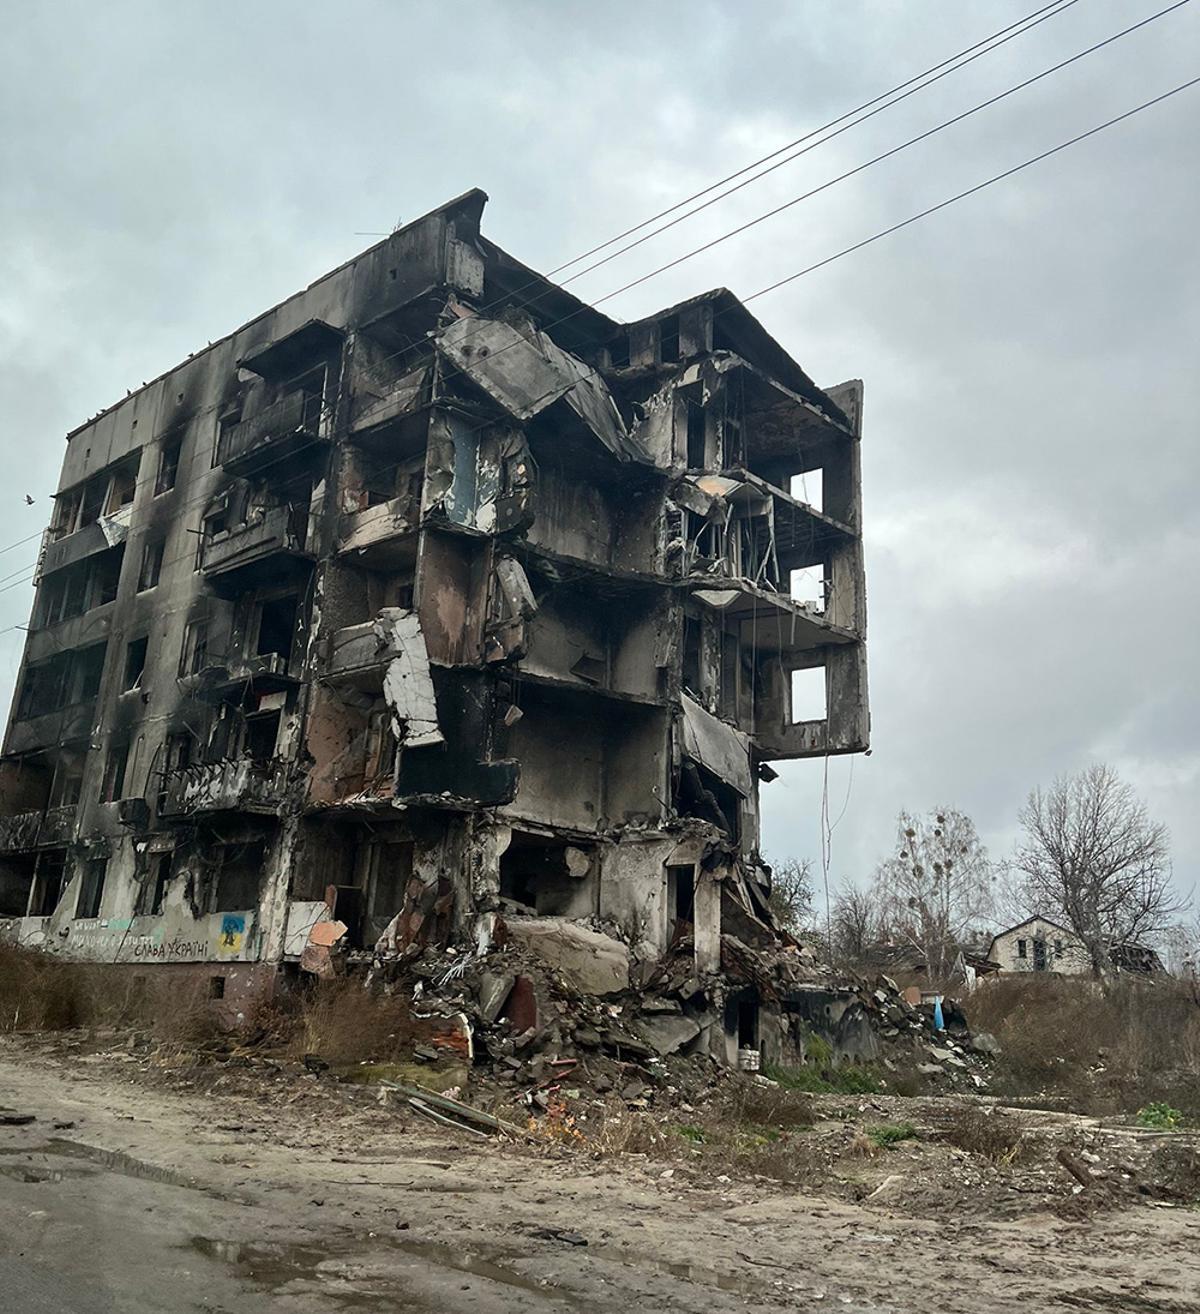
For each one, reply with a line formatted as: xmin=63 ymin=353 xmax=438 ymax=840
xmin=987 ymin=916 xmax=1090 ymax=976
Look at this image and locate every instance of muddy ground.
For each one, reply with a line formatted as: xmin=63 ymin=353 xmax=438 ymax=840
xmin=2 ymin=1034 xmax=1199 ymax=1313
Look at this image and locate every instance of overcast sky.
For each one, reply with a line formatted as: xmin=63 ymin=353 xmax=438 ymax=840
xmin=1 ymin=1 xmax=1196 ymax=911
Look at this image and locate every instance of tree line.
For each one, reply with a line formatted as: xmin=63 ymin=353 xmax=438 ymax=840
xmin=768 ymin=763 xmax=1191 ymax=987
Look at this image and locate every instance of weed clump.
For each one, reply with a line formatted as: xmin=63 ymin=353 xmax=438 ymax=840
xmin=1137 ymin=1102 xmax=1184 ymax=1130
xmin=946 ymin=1107 xmax=1030 ymax=1164
xmin=764 ymin=1061 xmax=882 ymax=1095
xmin=869 ymin=1122 xmax=917 ymax=1148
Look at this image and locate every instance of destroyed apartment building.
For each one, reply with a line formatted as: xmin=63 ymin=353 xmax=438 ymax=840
xmin=0 ymin=189 xmax=868 ymax=1067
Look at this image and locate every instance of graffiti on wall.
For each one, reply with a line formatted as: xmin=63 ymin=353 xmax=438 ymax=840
xmin=53 ymin=911 xmax=257 ymax=964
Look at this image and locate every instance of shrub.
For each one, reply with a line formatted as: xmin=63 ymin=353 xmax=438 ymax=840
xmin=1137 ymin=1102 xmax=1184 ymax=1130
xmin=946 ymin=1107 xmax=1029 ymax=1163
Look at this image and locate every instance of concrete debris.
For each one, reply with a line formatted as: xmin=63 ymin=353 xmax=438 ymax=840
xmin=376 ymin=610 xmax=442 ymax=748
xmin=503 ymin=918 xmax=630 ymax=997
xmin=477 ymin=970 xmax=515 ymax=1024
xmin=632 ymin=1012 xmax=701 ymax=1056
xmin=679 ymin=695 xmax=752 ymax=797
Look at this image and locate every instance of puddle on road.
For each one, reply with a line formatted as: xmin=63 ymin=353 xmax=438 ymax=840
xmin=188 ymin=1232 xmax=570 ymax=1305
xmin=0 ymin=1140 xmax=251 ymax=1204
xmin=0 ymin=1161 xmax=98 ymax=1184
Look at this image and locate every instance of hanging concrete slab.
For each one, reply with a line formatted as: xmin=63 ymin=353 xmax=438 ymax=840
xmin=679 ymin=694 xmax=752 ymax=797
xmin=437 ymin=315 xmax=644 ymax=463
xmin=375 ymin=609 xmax=443 ymax=748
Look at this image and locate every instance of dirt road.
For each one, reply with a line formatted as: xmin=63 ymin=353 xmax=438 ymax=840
xmin=2 ymin=1037 xmax=1198 ymax=1313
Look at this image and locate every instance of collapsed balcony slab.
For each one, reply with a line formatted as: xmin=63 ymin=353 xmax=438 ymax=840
xmin=437 ymin=315 xmax=646 ymax=464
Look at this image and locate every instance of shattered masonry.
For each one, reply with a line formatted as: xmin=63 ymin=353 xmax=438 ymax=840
xmin=0 ymin=189 xmax=868 ymax=1066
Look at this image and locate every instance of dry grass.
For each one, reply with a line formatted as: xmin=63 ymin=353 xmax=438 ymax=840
xmin=285 ymin=977 xmax=421 ymax=1065
xmin=585 ymin=1080 xmax=818 ymax=1183
xmin=0 ymin=942 xmax=105 ymax=1032
xmin=967 ymin=974 xmax=1200 ymax=1118
xmin=945 ymin=1107 xmax=1031 ymax=1164
xmin=0 ymin=943 xmax=227 ymax=1045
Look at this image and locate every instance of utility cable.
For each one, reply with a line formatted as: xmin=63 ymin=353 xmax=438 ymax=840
xmin=548 ymin=0 xmax=1082 ymax=278
xmin=744 ymin=74 xmax=1200 ymax=304
xmin=557 ymin=0 xmax=1087 ymax=287
xmin=589 ymin=0 xmax=1191 ymax=305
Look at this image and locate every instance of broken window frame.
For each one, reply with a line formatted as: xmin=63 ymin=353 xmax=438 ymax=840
xmin=104 ymin=460 xmax=139 ymax=516
xmin=179 ymin=619 xmax=209 ymax=678
xmin=137 ymin=538 xmax=164 ymax=592
xmin=28 ymin=849 xmax=67 ymax=918
xmin=123 ymin=635 xmax=149 ymax=691
xmin=99 ymin=743 xmax=129 ymax=804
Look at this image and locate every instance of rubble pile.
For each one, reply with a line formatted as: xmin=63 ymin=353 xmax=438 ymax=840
xmin=353 ymin=910 xmax=998 ymax=1112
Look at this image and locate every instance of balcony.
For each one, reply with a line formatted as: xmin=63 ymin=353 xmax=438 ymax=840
xmin=159 ymin=758 xmax=291 ymax=818
xmin=5 ymin=702 xmax=96 ymax=757
xmin=336 ymin=495 xmax=419 ymax=570
xmin=217 ymin=389 xmax=326 ymax=476
xmin=202 ymin=504 xmax=313 ymax=591
xmin=39 ymin=507 xmax=132 ymax=577
xmin=0 ymin=804 xmax=76 ymax=855
xmin=349 ymin=361 xmax=429 ymax=439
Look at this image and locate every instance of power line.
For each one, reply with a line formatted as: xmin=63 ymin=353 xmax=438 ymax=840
xmin=744 ymin=74 xmax=1200 ymax=304
xmin=589 ymin=1 xmax=1191 ymax=305
xmin=547 ymin=0 xmax=1082 ymax=278
xmin=557 ymin=0 xmax=1086 ymax=287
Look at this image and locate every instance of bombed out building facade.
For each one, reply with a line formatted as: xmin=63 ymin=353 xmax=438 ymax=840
xmin=0 ymin=191 xmax=868 ymax=1065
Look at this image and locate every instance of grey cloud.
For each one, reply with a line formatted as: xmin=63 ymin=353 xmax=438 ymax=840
xmin=2 ymin=0 xmax=1195 ymax=901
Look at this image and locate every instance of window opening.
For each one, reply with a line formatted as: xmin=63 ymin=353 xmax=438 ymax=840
xmin=659 ymin=315 xmax=680 ymax=363
xmin=0 ymin=855 xmax=37 ymax=917
xmin=682 ymin=615 xmax=702 ymax=698
xmin=49 ymin=755 xmax=85 ymax=808
xmin=73 ymin=642 xmax=107 ymax=703
xmin=106 ymin=463 xmax=137 ymax=514
xmin=211 ymin=840 xmax=265 ymax=912
xmin=124 ymin=636 xmax=148 ymax=690
xmin=155 ymin=439 xmax=181 ymax=494
xmin=179 ymin=620 xmax=209 ymax=677
xmin=76 ymin=858 xmax=107 ymax=919
xmin=790 ymin=667 xmax=826 ymax=723
xmin=138 ymin=540 xmax=164 ymax=591
xmin=151 ymin=853 xmax=173 ymax=914
xmin=255 ymin=596 xmax=298 ymax=661
xmin=28 ymin=850 xmax=67 ymax=917
xmin=92 ymin=549 xmax=123 ymax=606
xmin=667 ymin=865 xmax=695 ymax=942
xmin=686 ymin=401 xmax=706 ymax=469
xmin=79 ymin=477 xmax=106 ymax=528
xmin=100 ymin=744 xmax=128 ymax=804
xmin=244 ymin=711 xmax=281 ymax=762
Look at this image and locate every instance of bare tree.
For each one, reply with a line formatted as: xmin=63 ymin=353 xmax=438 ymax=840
xmin=873 ymin=808 xmax=994 ymax=987
xmin=1012 ymin=764 xmax=1182 ymax=982
xmin=829 ymin=882 xmax=883 ymax=964
xmin=767 ymin=856 xmax=814 ymax=935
